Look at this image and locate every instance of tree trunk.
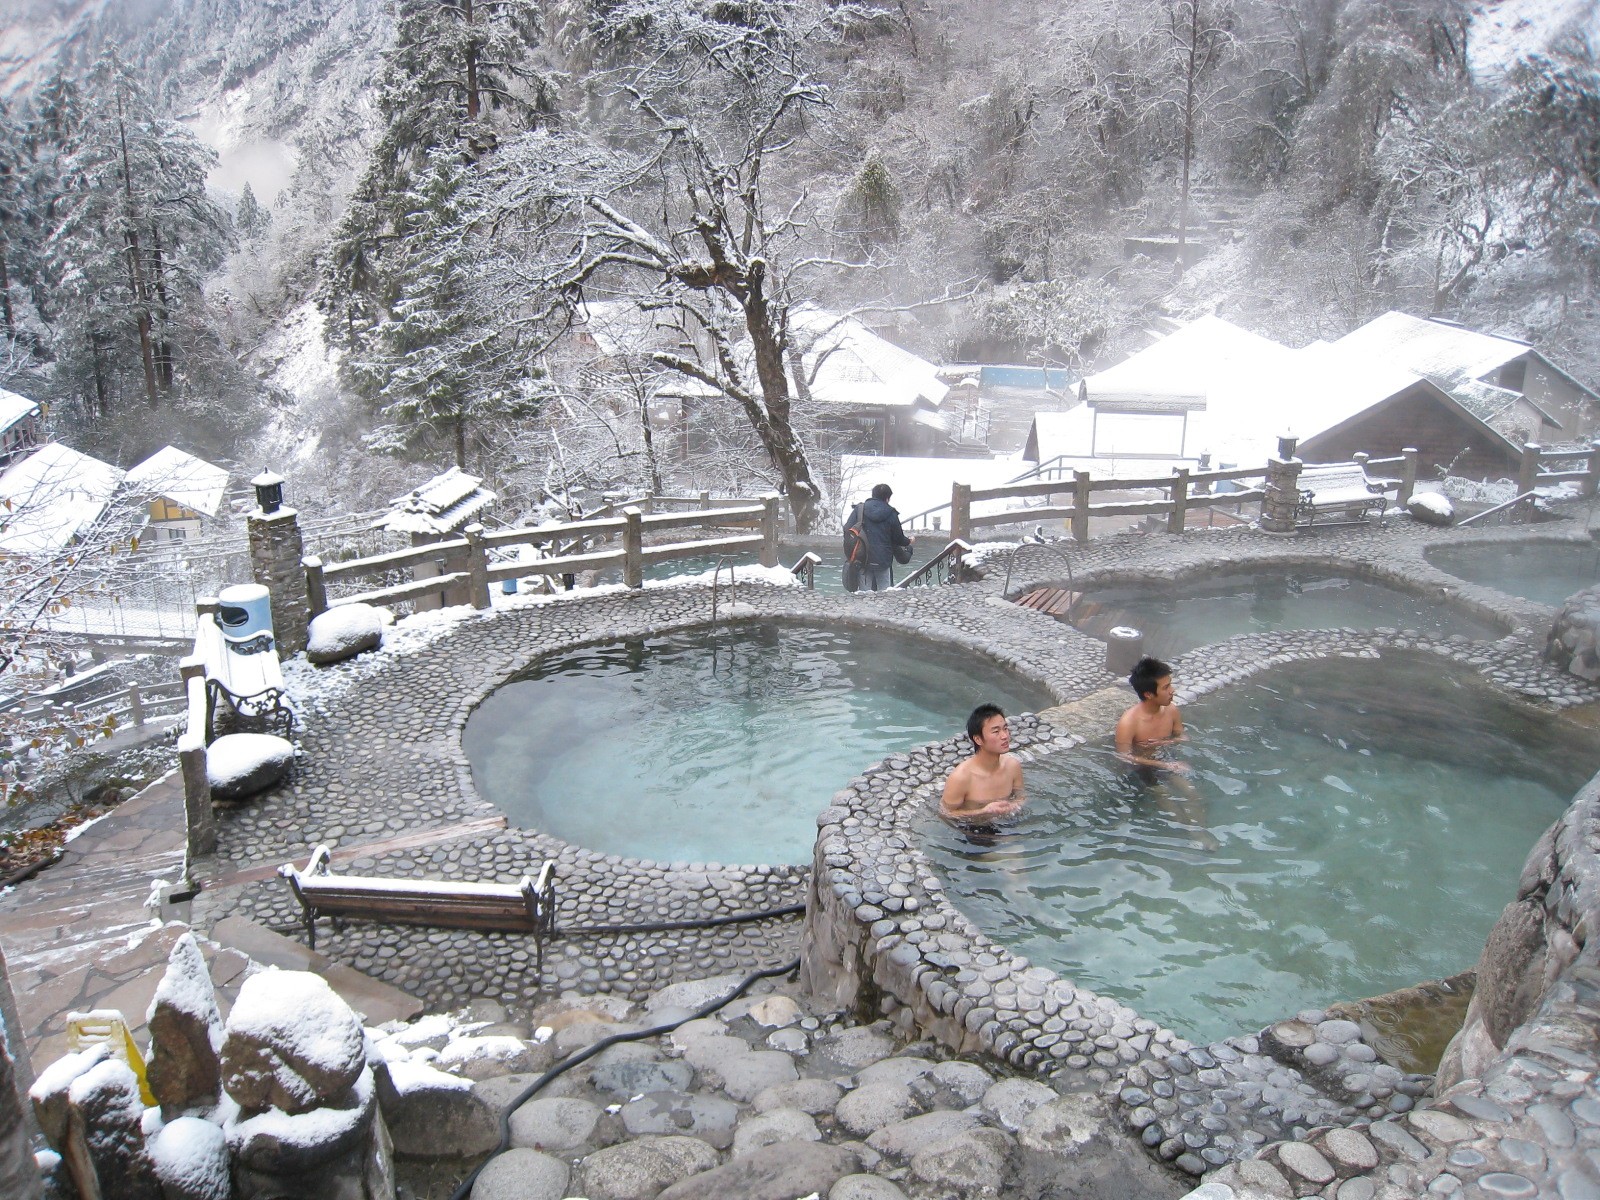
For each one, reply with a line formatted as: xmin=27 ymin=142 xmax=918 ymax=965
xmin=741 ymin=277 xmax=819 ymax=532
xmin=454 ymin=415 xmax=467 ymax=470
xmin=116 ymin=97 xmax=159 ymax=406
xmin=1177 ymin=0 xmax=1200 ymax=272
xmin=149 ymin=224 xmax=174 ymax=391
xmin=639 ymin=397 xmax=663 ymax=495
xmin=464 ymin=0 xmax=480 ymax=120
xmin=0 ymin=249 xmax=13 ymax=333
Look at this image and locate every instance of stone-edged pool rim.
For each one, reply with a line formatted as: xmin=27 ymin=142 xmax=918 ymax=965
xmin=454 ymin=612 xmax=1069 ymax=873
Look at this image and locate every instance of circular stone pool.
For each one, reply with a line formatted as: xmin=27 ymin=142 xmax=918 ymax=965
xmin=919 ymin=652 xmax=1600 ymax=1044
xmin=1070 ymin=568 xmax=1503 ymax=657
xmin=464 ymin=622 xmax=1052 ymax=865
xmin=1425 ymin=538 xmax=1600 ymax=607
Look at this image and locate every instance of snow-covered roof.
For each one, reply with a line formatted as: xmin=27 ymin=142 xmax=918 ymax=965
xmin=793 ymin=305 xmax=949 ymax=411
xmin=0 ymin=386 xmax=39 ymax=432
xmin=573 ymin=299 xmax=678 ymax=357
xmin=378 ymin=467 xmax=497 ymax=535
xmin=126 ymin=445 xmax=230 ymax=517
xmin=1329 ymin=312 xmax=1528 ymax=384
xmin=0 ymin=443 xmax=126 ymax=554
xmin=1079 ymin=315 xmax=1293 ymax=413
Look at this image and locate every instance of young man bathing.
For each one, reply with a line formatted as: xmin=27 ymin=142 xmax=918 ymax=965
xmin=1115 ymin=656 xmax=1217 ymax=850
xmin=940 ymin=703 xmax=1025 ymax=826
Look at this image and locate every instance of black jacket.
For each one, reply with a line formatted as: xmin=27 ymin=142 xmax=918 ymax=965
xmin=861 ymin=497 xmax=911 ymax=568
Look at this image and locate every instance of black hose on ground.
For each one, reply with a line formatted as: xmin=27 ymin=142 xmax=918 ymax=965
xmin=446 ymin=954 xmax=804 ymax=1200
xmin=557 ymin=902 xmax=805 ymax=936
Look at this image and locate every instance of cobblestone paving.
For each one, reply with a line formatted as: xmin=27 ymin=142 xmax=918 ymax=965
xmin=187 ymin=509 xmax=1600 ymax=1193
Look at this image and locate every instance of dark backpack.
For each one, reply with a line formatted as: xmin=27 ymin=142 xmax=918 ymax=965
xmin=842 ymin=503 xmax=867 ymax=592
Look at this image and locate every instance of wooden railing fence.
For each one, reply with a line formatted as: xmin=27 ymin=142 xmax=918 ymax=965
xmin=303 ymin=495 xmax=783 ymax=618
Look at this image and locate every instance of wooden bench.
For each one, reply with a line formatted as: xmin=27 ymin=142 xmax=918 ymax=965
xmin=278 ymin=846 xmax=558 ymax=971
xmin=1295 ymin=463 xmax=1388 ymax=528
xmin=195 ymin=609 xmax=293 ymax=739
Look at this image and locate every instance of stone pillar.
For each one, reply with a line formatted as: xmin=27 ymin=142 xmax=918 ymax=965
xmin=1260 ymin=456 xmax=1303 ymax=535
xmin=0 ymin=944 xmax=42 ymax=1200
xmin=248 ymin=508 xmax=309 ymax=655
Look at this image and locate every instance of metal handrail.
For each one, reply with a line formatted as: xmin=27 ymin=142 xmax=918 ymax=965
xmin=709 ymin=555 xmax=739 ymax=626
xmin=788 ymin=552 xmax=821 ymax=589
xmin=1457 ymin=491 xmax=1540 ymax=528
xmin=896 ymin=539 xmax=972 ymax=589
xmin=1002 ymin=534 xmax=1077 ymax=610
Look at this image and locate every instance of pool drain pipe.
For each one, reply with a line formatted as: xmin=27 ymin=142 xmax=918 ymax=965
xmin=558 ymin=902 xmax=806 ymax=936
xmin=446 ymin=954 xmax=803 ymax=1200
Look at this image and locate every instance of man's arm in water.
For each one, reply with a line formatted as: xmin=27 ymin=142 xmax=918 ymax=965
xmin=1115 ymin=708 xmax=1192 ymax=774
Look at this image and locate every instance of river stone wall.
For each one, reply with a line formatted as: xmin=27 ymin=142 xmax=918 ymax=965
xmin=800 ymin=623 xmax=1593 ymax=1183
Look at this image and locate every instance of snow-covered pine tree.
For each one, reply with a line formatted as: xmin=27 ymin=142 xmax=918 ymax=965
xmin=324 ymin=0 xmax=552 ymax=466
xmin=352 ymin=147 xmax=541 ymax=468
xmin=43 ymin=50 xmax=234 ymax=414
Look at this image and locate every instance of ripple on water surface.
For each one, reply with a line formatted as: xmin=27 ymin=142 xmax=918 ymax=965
xmin=920 ymin=653 xmax=1600 ymax=1044
xmin=1071 ymin=569 xmax=1503 ymax=657
xmin=464 ymin=623 xmax=1051 ymax=865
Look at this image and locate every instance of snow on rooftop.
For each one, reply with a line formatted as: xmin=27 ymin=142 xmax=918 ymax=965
xmin=1329 ymin=311 xmax=1528 ymax=383
xmin=126 ymin=446 xmax=230 ymax=517
xmin=0 ymin=443 xmax=127 ymax=554
xmin=1080 ymin=315 xmax=1292 ymax=410
xmin=377 ymin=467 xmax=497 ymax=535
xmin=792 ymin=305 xmax=949 ymax=411
xmin=0 ymin=386 xmax=39 ymax=430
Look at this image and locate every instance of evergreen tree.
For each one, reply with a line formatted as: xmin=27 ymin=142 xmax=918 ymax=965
xmin=353 ymin=148 xmax=541 ymax=467
xmin=45 ymin=51 xmax=234 ymax=412
xmin=236 ymin=182 xmax=272 ymax=240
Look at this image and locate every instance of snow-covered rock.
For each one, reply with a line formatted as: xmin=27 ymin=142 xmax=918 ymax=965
xmin=221 ymin=971 xmax=366 ymax=1114
xmin=1405 ymin=491 xmax=1454 ymax=526
xmin=146 ymin=932 xmax=225 ymax=1111
xmin=226 ymin=1064 xmax=377 ymax=1173
xmin=28 ymin=1045 xmax=109 ymax=1146
xmin=377 ymin=1060 xmax=497 ymax=1159
xmin=149 ymin=1116 xmax=231 ymax=1200
xmin=67 ymin=1057 xmax=162 ymax=1196
xmin=435 ymin=1035 xmax=537 ymax=1081
xmin=206 ymin=733 xmax=295 ymax=800
xmin=306 ymin=604 xmax=385 ymax=665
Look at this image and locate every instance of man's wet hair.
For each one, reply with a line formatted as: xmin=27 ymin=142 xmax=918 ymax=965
xmin=1128 ymin=656 xmax=1172 ymax=700
xmin=871 ymin=483 xmax=893 ymax=500
xmin=966 ymin=703 xmax=1005 ymax=745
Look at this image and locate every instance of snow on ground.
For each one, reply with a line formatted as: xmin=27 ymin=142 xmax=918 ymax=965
xmin=1470 ymin=0 xmax=1598 ymax=80
xmin=283 ymin=561 xmax=800 ymax=717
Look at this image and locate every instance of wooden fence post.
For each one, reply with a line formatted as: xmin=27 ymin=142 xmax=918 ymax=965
xmin=303 ymin=556 xmax=328 ymax=618
xmin=951 ymin=483 xmax=971 ymax=543
xmin=1519 ymin=443 xmax=1541 ymax=496
xmin=760 ymin=494 xmax=780 ymax=568
xmin=1588 ymin=439 xmax=1600 ymax=498
xmin=464 ymin=524 xmax=491 ymax=610
xmin=1072 ymin=472 xmax=1091 ymax=545
xmin=623 ymin=507 xmax=644 ymax=588
xmin=1399 ymin=448 xmax=1419 ymax=507
xmin=1168 ymin=468 xmax=1189 ymax=535
xmin=127 ymin=683 xmax=144 ymax=729
xmin=699 ymin=491 xmax=711 ymax=510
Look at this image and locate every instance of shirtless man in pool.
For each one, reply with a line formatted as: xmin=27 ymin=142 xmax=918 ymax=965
xmin=1115 ymin=656 xmax=1217 ymax=849
xmin=940 ymin=703 xmax=1026 ymax=824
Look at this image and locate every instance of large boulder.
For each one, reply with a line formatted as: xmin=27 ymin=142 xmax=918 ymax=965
xmin=221 ymin=971 xmax=366 ymax=1114
xmin=68 ymin=1058 xmax=162 ymax=1200
xmin=145 ymin=932 xmax=225 ymax=1112
xmin=1406 ymin=491 xmax=1454 ymax=526
xmin=1546 ymin=584 xmax=1600 ymax=680
xmin=306 ymin=605 xmax=385 ymax=665
xmin=379 ymin=1060 xmax=498 ymax=1160
xmin=149 ymin=1117 xmax=231 ymax=1200
xmin=207 ymin=733 xmax=295 ymax=801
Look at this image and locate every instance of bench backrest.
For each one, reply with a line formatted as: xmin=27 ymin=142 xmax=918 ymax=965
xmin=1299 ymin=464 xmax=1381 ymax=500
xmin=197 ymin=614 xmax=286 ymax=701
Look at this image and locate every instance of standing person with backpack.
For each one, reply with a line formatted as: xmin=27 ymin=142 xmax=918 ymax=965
xmin=852 ymin=483 xmax=913 ymax=591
